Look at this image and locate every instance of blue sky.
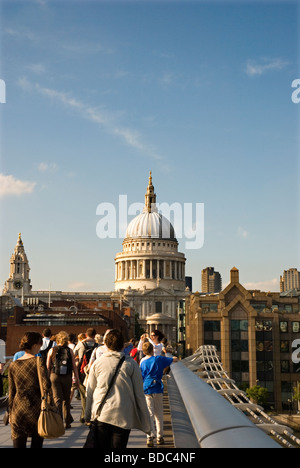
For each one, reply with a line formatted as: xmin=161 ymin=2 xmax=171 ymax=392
xmin=0 ymin=0 xmax=299 ymax=293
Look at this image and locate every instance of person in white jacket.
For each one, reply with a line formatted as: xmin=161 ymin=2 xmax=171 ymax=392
xmin=85 ymin=329 xmax=151 ymax=448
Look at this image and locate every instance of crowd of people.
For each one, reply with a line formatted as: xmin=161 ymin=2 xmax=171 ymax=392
xmin=6 ymin=326 xmax=178 ymax=449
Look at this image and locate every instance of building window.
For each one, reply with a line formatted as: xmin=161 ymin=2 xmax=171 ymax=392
xmin=155 ymin=302 xmax=162 ymax=313
xmin=280 ymin=322 xmax=288 ymax=333
xmin=204 ymin=321 xmax=221 ymax=352
xmin=202 ymin=303 xmax=218 ymax=313
xmin=230 ymin=319 xmax=249 ymax=387
xmin=281 ymin=360 xmax=290 ymax=373
xmin=255 ymin=319 xmax=274 ymax=389
xmin=280 ymin=341 xmax=289 ymax=353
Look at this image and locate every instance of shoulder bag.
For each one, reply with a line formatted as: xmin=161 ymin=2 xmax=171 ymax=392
xmin=36 ymin=356 xmax=65 ymax=439
xmin=83 ymin=355 xmax=125 ymax=449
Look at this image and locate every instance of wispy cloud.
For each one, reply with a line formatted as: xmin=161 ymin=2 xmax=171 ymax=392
xmin=67 ymin=281 xmax=91 ymax=291
xmin=0 ymin=173 xmax=36 ymax=198
xmin=245 ymin=58 xmax=289 ymax=76
xmin=244 ymin=278 xmax=279 ymax=292
xmin=18 ymin=77 xmax=162 ymax=161
xmin=38 ymin=162 xmax=58 ymax=172
xmin=237 ymin=226 xmax=249 ymax=239
xmin=26 ymin=63 xmax=46 ymax=75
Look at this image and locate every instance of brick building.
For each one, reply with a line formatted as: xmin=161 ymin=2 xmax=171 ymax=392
xmin=3 ymin=297 xmax=134 ymax=357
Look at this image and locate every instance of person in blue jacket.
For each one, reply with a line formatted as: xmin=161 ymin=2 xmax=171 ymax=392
xmin=140 ymin=341 xmax=178 ymax=447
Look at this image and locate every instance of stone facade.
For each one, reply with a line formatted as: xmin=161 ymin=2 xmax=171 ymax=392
xmin=185 ymin=267 xmax=300 ymax=412
xmin=114 ymin=172 xmax=188 ymax=343
xmin=3 ymin=233 xmax=32 ymax=297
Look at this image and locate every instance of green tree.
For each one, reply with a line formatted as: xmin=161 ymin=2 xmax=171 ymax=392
xmin=293 ymin=383 xmax=300 ymax=412
xmin=246 ymin=385 xmax=269 ymax=406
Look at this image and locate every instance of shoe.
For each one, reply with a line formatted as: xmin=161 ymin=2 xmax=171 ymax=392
xmin=157 ymin=437 xmax=165 ymax=445
xmin=147 ymin=437 xmax=154 ymax=448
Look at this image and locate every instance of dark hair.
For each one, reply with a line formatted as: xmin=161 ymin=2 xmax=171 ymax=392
xmin=68 ymin=333 xmax=77 ymax=344
xmin=152 ymin=329 xmax=165 ymax=342
xmin=104 ymin=329 xmax=124 ymax=352
xmin=86 ymin=328 xmax=97 ymax=339
xmin=19 ymin=332 xmax=43 ymax=351
xmin=42 ymin=328 xmax=52 ymax=338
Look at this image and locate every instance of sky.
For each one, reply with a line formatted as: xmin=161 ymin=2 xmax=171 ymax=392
xmin=0 ymin=0 xmax=299 ymax=294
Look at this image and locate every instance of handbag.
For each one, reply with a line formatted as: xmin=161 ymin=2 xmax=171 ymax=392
xmin=36 ymin=356 xmax=65 ymax=439
xmin=83 ymin=356 xmax=125 ymax=449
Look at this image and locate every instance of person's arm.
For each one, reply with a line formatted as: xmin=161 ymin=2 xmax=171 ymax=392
xmin=46 ymin=348 xmax=53 ymax=377
xmin=8 ymin=366 xmax=16 ymax=414
xmin=85 ymin=364 xmax=97 ymax=423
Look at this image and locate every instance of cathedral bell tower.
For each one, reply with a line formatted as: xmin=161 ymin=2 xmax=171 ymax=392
xmin=3 ymin=233 xmax=32 ymax=297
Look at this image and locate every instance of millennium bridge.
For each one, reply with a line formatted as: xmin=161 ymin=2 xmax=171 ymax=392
xmin=1 ymin=346 xmax=299 ymax=449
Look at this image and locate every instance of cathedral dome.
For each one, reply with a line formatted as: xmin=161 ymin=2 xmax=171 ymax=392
xmin=115 ymin=171 xmax=186 ymax=294
xmin=125 ymin=210 xmax=175 ymax=240
xmin=125 ymin=171 xmax=176 ymax=240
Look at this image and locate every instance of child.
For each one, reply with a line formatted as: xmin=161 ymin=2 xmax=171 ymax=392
xmin=140 ymin=341 xmax=178 ymax=447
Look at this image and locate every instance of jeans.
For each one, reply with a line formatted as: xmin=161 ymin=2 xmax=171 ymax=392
xmin=95 ymin=422 xmax=131 ymax=449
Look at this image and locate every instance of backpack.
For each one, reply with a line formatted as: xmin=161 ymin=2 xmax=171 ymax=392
xmin=52 ymin=346 xmax=73 ymax=376
xmin=130 ymin=348 xmax=139 ymax=363
xmin=79 ymin=342 xmax=98 ymax=375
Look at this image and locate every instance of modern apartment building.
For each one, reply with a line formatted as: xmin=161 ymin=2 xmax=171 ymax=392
xmin=280 ymin=268 xmax=300 ymax=292
xmin=201 ymin=267 xmax=222 ymax=294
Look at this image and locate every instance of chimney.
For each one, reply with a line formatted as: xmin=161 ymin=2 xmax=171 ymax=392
xmin=230 ymin=267 xmax=239 ymax=284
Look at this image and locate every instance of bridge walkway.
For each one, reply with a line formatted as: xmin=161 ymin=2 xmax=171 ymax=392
xmin=0 ymin=378 xmax=174 ymax=449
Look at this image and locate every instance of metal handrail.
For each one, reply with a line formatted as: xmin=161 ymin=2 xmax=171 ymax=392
xmin=171 ymin=361 xmax=280 ymax=448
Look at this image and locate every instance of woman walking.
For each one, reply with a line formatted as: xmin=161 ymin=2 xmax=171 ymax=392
xmin=47 ymin=331 xmax=79 ymax=429
xmin=8 ymin=332 xmax=51 ymax=449
xmin=149 ymin=330 xmax=166 ymax=356
xmin=85 ymin=329 xmax=151 ymax=448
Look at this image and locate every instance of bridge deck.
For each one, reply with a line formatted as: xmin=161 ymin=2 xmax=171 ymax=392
xmin=0 ymin=379 xmax=174 ymax=449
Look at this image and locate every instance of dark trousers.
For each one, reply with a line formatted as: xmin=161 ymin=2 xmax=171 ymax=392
xmin=50 ymin=373 xmax=73 ymax=426
xmin=13 ymin=430 xmax=44 ymax=449
xmin=95 ymin=422 xmax=130 ymax=449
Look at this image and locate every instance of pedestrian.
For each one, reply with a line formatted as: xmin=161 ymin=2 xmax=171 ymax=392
xmin=68 ymin=333 xmax=79 ymax=404
xmin=88 ymin=334 xmax=104 ymax=369
xmin=140 ymin=341 xmax=178 ymax=447
xmin=8 ymin=332 xmax=51 ymax=448
xmin=149 ymin=330 xmax=166 ymax=356
xmin=74 ymin=328 xmax=98 ymax=423
xmin=46 ymin=331 xmax=79 ymax=429
xmin=137 ymin=333 xmax=150 ymax=361
xmin=85 ymin=329 xmax=151 ymax=449
xmin=92 ymin=328 xmax=111 ymax=362
xmin=40 ymin=328 xmax=56 ymax=364
xmin=130 ymin=340 xmax=140 ymax=364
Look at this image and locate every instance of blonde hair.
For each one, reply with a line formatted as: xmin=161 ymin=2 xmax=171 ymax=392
xmin=78 ymin=333 xmax=86 ymax=342
xmin=55 ymin=331 xmax=69 ymax=346
xmin=142 ymin=341 xmax=154 ymax=356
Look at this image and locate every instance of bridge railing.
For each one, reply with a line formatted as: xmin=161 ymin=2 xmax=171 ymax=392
xmin=170 ymin=358 xmax=280 ymax=448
